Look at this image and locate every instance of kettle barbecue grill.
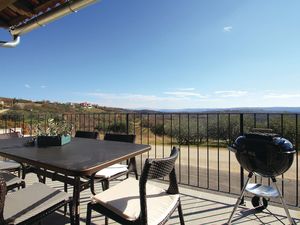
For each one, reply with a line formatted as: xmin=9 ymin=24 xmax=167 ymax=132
xmin=227 ymin=132 xmax=296 ymax=225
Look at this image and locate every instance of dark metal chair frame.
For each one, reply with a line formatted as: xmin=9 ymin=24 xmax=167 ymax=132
xmin=89 ymin=133 xmax=138 ymax=194
xmin=0 ymin=133 xmax=26 ymax=191
xmin=72 ymin=131 xmax=138 ymax=194
xmin=86 ymin=147 xmax=185 ymax=225
xmin=74 ymin=131 xmax=99 ymax=139
xmin=62 ymin=130 xmax=99 ymax=214
xmin=0 ymin=175 xmax=74 ymax=225
xmin=67 ymin=131 xmax=100 ymax=193
xmin=0 ymin=133 xmax=23 ymax=178
xmin=0 ymin=171 xmax=25 ymax=192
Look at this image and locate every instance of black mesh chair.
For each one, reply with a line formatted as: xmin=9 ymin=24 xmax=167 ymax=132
xmin=86 ymin=147 xmax=185 ymax=225
xmin=0 ymin=174 xmax=73 ymax=225
xmin=75 ymin=130 xmax=99 ymax=139
xmin=65 ymin=131 xmax=98 ymax=195
xmin=0 ymin=133 xmax=22 ymax=176
xmin=89 ymin=133 xmax=138 ymax=194
xmin=0 ymin=133 xmax=26 ymax=191
xmin=63 ymin=131 xmax=99 ymax=194
xmin=0 ymin=171 xmax=25 ymax=192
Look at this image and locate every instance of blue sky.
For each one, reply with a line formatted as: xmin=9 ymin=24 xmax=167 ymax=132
xmin=1 ymin=0 xmax=300 ymax=109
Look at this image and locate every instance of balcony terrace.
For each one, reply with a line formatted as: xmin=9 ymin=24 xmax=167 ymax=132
xmin=1 ymin=112 xmax=299 ymax=224
xmin=23 ymin=173 xmax=299 ymax=225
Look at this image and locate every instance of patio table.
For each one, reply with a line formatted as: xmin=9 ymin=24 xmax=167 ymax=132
xmin=0 ymin=137 xmax=151 ymax=225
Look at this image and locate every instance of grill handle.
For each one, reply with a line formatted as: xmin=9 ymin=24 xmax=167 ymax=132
xmin=281 ymin=149 xmax=296 ymax=154
xmin=228 ymin=145 xmax=237 ymax=153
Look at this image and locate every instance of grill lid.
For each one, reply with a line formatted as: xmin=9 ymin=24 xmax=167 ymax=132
xmin=229 ymin=132 xmax=296 ymax=177
xmin=233 ymin=132 xmax=295 ymax=154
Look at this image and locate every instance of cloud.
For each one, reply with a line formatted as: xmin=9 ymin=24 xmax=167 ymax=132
xmin=177 ymin=88 xmax=195 ymax=91
xmin=74 ymin=91 xmax=213 ymax=109
xmin=85 ymin=92 xmax=179 ymax=102
xmin=25 ymin=84 xmax=31 ymax=88
xmin=70 ymin=89 xmax=300 ymax=109
xmin=164 ymin=91 xmax=207 ymax=98
xmin=215 ymin=90 xmax=248 ymax=97
xmin=40 ymin=85 xmax=47 ymax=89
xmin=223 ymin=26 xmax=233 ymax=32
xmin=263 ymin=93 xmax=300 ymax=99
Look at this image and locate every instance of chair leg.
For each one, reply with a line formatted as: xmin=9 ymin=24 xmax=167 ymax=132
xmin=126 ymin=159 xmax=129 ymax=179
xmin=101 ymin=180 xmax=109 ymax=224
xmin=21 ymin=180 xmax=25 ymax=189
xmin=86 ymin=203 xmax=92 ymax=225
xmin=36 ymin=168 xmax=44 ymax=183
xmin=17 ymin=167 xmax=21 ymax=177
xmin=42 ymin=174 xmax=46 ymax=183
xmin=21 ymin=164 xmax=27 ymax=179
xmin=128 ymin=157 xmax=138 ymax=180
xmin=134 ymin=169 xmax=138 ymax=180
xmin=106 ymin=180 xmax=109 ymax=190
xmin=102 ymin=179 xmax=109 ymax=191
xmin=90 ymin=176 xmax=96 ymax=195
xmin=64 ymin=180 xmax=68 ymax=215
xmin=38 ymin=169 xmax=46 ymax=183
xmin=177 ymin=200 xmax=185 ymax=225
xmin=69 ymin=201 xmax=74 ymax=225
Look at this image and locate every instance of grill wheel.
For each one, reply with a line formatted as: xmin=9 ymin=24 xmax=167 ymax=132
xmin=251 ymin=196 xmax=268 ymax=212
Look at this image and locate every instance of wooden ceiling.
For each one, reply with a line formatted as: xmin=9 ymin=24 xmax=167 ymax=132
xmin=0 ymin=0 xmax=68 ymax=30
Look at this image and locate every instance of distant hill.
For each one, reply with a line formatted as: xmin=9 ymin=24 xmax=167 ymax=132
xmin=2 ymin=97 xmax=300 ymax=115
xmin=0 ymin=97 xmax=131 ymax=115
xmin=159 ymin=107 xmax=300 ymax=113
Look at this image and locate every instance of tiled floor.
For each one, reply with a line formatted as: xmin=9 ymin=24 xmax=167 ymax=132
xmin=18 ymin=174 xmax=300 ymax=225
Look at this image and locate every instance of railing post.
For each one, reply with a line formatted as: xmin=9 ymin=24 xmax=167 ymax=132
xmin=4 ymin=115 xmax=7 ymax=133
xmin=239 ymin=113 xmax=245 ymax=205
xmin=30 ymin=110 xmax=33 ymax=137
xmin=296 ymin=114 xmax=299 ymax=207
xmin=126 ymin=113 xmax=129 ymax=134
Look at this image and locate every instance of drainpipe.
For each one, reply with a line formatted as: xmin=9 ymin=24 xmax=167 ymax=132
xmin=10 ymin=0 xmax=99 ymax=36
xmin=0 ymin=36 xmax=20 ymax=48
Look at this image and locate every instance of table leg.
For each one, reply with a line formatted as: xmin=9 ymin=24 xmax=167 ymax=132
xmin=73 ymin=177 xmax=81 ymax=225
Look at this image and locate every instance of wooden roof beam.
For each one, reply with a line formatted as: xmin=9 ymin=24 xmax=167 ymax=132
xmin=8 ymin=5 xmax=35 ymax=18
xmin=7 ymin=15 xmax=28 ymax=27
xmin=0 ymin=0 xmax=18 ymax=11
xmin=33 ymin=0 xmax=67 ymax=13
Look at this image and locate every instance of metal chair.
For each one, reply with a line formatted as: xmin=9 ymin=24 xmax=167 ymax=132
xmin=74 ymin=131 xmax=137 ymax=194
xmin=0 ymin=133 xmax=26 ymax=191
xmin=86 ymin=147 xmax=185 ymax=225
xmin=64 ymin=130 xmax=99 ymax=196
xmin=89 ymin=133 xmax=138 ymax=193
xmin=74 ymin=130 xmax=99 ymax=139
xmin=0 ymin=133 xmax=22 ymax=177
xmin=0 ymin=174 xmax=73 ymax=225
xmin=0 ymin=171 xmax=25 ymax=192
xmin=64 ymin=130 xmax=99 ymax=189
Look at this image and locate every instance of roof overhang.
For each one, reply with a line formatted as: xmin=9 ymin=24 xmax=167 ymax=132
xmin=0 ymin=0 xmax=99 ymax=47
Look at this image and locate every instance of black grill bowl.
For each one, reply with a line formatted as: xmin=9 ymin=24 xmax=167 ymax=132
xmin=229 ymin=133 xmax=295 ymax=177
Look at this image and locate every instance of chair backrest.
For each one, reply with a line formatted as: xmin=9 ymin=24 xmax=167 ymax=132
xmin=0 ymin=132 xmax=21 ymax=139
xmin=139 ymin=147 xmax=179 ymax=224
xmin=75 ymin=131 xmax=98 ymax=139
xmin=104 ymin=133 xmax=135 ymax=143
xmin=0 ymin=175 xmax=6 ymax=223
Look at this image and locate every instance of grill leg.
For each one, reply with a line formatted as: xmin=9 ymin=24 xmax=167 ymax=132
xmin=272 ymin=178 xmax=296 ymax=225
xmin=227 ymin=172 xmax=253 ymax=225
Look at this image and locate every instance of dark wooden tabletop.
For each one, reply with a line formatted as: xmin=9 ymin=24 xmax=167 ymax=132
xmin=0 ymin=137 xmax=151 ymax=176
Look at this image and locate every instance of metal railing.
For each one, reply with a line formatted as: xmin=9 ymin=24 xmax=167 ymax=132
xmin=0 ymin=112 xmax=299 ymax=207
